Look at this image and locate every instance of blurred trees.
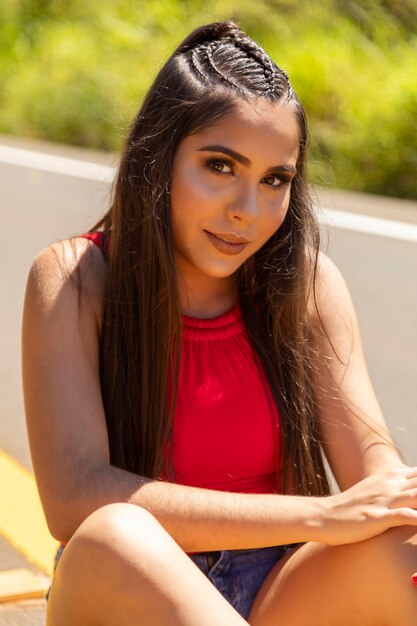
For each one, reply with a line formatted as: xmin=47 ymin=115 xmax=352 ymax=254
xmin=1 ymin=0 xmax=416 ymax=198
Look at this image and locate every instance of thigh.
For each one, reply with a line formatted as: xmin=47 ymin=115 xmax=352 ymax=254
xmin=249 ymin=526 xmax=417 ymax=626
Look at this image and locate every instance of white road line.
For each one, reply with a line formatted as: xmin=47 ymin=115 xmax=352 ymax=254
xmin=0 ymin=144 xmax=115 ymax=182
xmin=1 ymin=144 xmax=417 ymax=243
xmin=320 ymin=208 xmax=417 ymax=244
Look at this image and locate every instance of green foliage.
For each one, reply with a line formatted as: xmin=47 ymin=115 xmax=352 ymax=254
xmin=1 ymin=0 xmax=416 ymax=198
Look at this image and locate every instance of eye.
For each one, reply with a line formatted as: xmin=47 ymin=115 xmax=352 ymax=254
xmin=206 ymin=158 xmax=234 ymax=175
xmin=262 ymin=174 xmax=290 ymax=189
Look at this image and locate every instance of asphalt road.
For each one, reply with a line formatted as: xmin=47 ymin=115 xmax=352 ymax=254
xmin=1 ymin=134 xmax=416 ymax=475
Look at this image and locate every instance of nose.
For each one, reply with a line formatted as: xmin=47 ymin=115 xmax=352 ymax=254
xmin=226 ymin=185 xmax=260 ymax=224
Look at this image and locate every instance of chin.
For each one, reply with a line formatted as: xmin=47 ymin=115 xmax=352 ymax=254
xmin=200 ymin=260 xmax=245 ymax=278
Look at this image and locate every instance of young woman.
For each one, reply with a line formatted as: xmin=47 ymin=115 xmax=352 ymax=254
xmin=22 ymin=20 xmax=417 ymax=625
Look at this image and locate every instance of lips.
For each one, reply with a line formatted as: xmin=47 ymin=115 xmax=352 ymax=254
xmin=205 ymin=231 xmax=250 ymax=244
xmin=204 ymin=230 xmax=249 ymax=256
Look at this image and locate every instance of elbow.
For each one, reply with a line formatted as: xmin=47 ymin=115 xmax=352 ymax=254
xmin=45 ymin=499 xmax=83 ymax=544
xmin=49 ymin=520 xmax=79 ymax=545
xmin=44 ymin=462 xmax=111 ymax=544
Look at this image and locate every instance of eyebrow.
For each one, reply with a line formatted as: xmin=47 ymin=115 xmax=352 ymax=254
xmin=197 ymin=144 xmax=297 ymax=175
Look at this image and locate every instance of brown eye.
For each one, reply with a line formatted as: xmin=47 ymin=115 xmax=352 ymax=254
xmin=263 ymin=174 xmax=291 ymax=188
xmin=206 ymin=159 xmax=233 ymax=175
xmin=263 ymin=175 xmax=281 ymax=187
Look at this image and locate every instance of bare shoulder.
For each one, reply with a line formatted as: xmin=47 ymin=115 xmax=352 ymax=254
xmin=313 ymin=251 xmax=350 ymax=304
xmin=27 ymin=236 xmax=107 ymax=329
xmin=307 ymin=251 xmax=356 ymax=329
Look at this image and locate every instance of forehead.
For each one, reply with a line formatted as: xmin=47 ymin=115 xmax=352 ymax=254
xmin=182 ymin=99 xmax=300 ymax=165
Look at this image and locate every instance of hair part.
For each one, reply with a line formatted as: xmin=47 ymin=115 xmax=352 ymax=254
xmin=91 ymin=20 xmax=331 ymax=497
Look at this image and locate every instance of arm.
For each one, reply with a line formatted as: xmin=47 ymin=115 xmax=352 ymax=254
xmin=309 ymin=252 xmax=404 ymax=489
xmin=22 ymin=242 xmax=417 ymax=551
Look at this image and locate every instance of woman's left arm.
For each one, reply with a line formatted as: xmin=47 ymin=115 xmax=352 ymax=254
xmin=309 ymin=252 xmax=405 ymax=491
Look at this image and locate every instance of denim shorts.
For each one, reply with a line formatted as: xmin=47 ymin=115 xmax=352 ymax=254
xmin=45 ymin=544 xmax=65 ymax=602
xmin=46 ymin=542 xmax=298 ymax=619
xmin=189 ymin=544 xmax=298 ymax=619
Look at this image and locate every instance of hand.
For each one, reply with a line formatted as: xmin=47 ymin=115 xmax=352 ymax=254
xmin=316 ymin=465 xmax=417 ymax=546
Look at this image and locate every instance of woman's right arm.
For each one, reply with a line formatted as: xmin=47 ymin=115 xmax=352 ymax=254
xmin=22 ymin=239 xmax=417 ymax=552
xmin=22 ymin=238 xmax=111 ymax=539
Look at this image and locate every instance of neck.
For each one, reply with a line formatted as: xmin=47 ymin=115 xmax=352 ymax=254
xmin=178 ymin=274 xmax=238 ymax=319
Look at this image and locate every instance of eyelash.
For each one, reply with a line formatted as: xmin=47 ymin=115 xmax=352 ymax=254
xmin=205 ymin=158 xmax=291 ymax=189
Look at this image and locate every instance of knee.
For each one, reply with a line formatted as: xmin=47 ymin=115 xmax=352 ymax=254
xmin=364 ymin=525 xmax=417 ymax=576
xmin=305 ymin=526 xmax=417 ymax=587
xmin=73 ymin=503 xmax=161 ymax=545
xmin=47 ymin=504 xmax=177 ymax=619
xmin=67 ymin=503 xmax=168 ymax=564
xmin=54 ymin=504 xmax=170 ymax=588
xmin=331 ymin=524 xmax=417 ymax=592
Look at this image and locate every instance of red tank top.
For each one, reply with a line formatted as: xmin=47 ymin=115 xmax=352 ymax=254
xmin=81 ymin=232 xmax=282 ymax=493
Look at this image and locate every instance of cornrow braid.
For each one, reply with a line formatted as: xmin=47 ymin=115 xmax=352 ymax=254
xmin=190 ymin=47 xmax=209 ymax=84
xmin=224 ymin=36 xmax=277 ymax=96
xmin=225 ymin=35 xmax=293 ymax=100
xmin=187 ymin=32 xmax=293 ymax=102
xmin=204 ymin=41 xmax=242 ymax=90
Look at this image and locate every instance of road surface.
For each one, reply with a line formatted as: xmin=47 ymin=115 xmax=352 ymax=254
xmin=1 ymin=134 xmax=416 ymax=472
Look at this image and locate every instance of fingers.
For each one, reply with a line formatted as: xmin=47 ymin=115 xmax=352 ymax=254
xmin=403 ymin=466 xmax=417 ymax=479
xmin=371 ymin=466 xmax=417 ymax=502
xmin=398 ymin=475 xmax=417 ymax=492
xmin=387 ymin=467 xmax=417 ymax=485
xmin=394 ymin=488 xmax=417 ymax=509
xmin=387 ymin=508 xmax=417 ymax=526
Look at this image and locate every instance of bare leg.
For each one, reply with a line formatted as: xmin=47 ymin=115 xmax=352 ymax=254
xmin=46 ymin=503 xmax=248 ymax=626
xmin=249 ymin=526 xmax=417 ymax=626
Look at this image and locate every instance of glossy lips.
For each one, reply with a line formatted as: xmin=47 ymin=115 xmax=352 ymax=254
xmin=204 ymin=230 xmax=249 ymax=255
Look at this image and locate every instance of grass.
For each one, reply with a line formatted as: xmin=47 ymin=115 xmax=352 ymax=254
xmin=1 ymin=0 xmax=417 ymax=199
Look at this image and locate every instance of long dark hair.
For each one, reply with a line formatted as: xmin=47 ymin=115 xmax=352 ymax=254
xmin=91 ymin=20 xmax=330 ymax=496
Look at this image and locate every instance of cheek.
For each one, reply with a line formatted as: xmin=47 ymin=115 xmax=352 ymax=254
xmin=170 ymin=173 xmax=187 ymax=216
xmin=171 ymin=170 xmax=212 ymax=222
xmin=264 ymin=192 xmax=291 ymax=233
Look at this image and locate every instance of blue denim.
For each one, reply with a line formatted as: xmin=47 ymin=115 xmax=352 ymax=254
xmin=46 ymin=542 xmax=298 ymax=618
xmin=45 ymin=543 xmax=65 ymax=601
xmin=189 ymin=544 xmax=298 ymax=619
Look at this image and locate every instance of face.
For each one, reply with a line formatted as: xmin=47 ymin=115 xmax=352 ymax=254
xmin=170 ymin=98 xmax=300 ymax=295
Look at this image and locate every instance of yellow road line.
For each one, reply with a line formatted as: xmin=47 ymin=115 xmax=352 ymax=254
xmin=0 ymin=449 xmax=58 ymax=576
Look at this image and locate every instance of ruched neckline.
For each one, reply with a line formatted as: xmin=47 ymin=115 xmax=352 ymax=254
xmin=182 ymin=303 xmax=243 ymax=340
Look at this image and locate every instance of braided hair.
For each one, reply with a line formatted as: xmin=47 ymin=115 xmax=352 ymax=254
xmin=180 ymin=22 xmax=293 ymax=102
